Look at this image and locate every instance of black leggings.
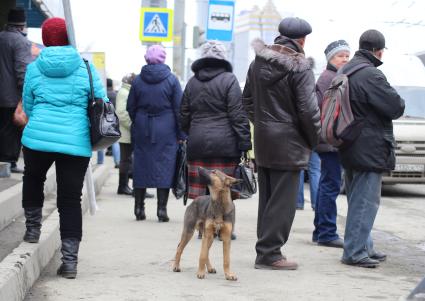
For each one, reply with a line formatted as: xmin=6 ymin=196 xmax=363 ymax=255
xmin=22 ymin=147 xmax=90 ymax=240
xmin=119 ymin=143 xmax=132 ymax=174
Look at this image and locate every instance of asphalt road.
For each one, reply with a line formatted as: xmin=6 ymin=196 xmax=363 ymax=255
xmin=25 ymin=171 xmax=425 ymax=301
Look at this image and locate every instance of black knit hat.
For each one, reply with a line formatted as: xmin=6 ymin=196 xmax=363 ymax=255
xmin=278 ymin=17 xmax=312 ymax=39
xmin=7 ymin=7 xmax=26 ymax=26
xmin=359 ymin=29 xmax=386 ymax=51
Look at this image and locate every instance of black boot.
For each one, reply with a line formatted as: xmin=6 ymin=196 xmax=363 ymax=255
xmin=134 ymin=189 xmax=146 ymax=221
xmin=117 ymin=173 xmax=133 ymax=195
xmin=23 ymin=207 xmax=42 ymax=243
xmin=57 ymin=238 xmax=80 ymax=279
xmin=157 ymin=188 xmax=170 ymax=222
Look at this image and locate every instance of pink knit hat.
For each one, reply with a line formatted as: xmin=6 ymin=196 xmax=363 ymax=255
xmin=144 ymin=45 xmax=166 ymax=65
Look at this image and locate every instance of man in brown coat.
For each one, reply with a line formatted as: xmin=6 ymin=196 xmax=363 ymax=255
xmin=243 ymin=17 xmax=321 ymax=270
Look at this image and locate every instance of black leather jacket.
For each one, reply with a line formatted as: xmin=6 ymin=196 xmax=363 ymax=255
xmin=243 ymin=36 xmax=321 ymax=170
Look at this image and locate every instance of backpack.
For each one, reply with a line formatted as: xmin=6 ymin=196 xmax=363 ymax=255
xmin=320 ymin=63 xmax=369 ymax=148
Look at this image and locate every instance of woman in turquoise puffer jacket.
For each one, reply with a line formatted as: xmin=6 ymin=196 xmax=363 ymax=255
xmin=21 ymin=18 xmax=107 ymax=279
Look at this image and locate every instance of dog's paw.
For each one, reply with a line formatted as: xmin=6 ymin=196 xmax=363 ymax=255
xmin=173 ymin=266 xmax=181 ymax=272
xmin=207 ymin=267 xmax=216 ymax=274
xmin=225 ymin=272 xmax=238 ymax=281
xmin=197 ymin=272 xmax=206 ymax=279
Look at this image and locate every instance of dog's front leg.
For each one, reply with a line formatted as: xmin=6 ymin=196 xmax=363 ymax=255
xmin=206 ymin=233 xmax=216 ymax=274
xmin=197 ymin=221 xmax=214 ymax=279
xmin=222 ymin=222 xmax=237 ymax=281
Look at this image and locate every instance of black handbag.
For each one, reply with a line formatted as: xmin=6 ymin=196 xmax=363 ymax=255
xmin=172 ymin=142 xmax=189 ymax=205
xmin=83 ymin=59 xmax=121 ymax=151
xmin=233 ymin=153 xmax=257 ymax=199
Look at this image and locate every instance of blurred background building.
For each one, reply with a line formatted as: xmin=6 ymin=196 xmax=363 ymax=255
xmin=233 ymin=0 xmax=282 ymax=82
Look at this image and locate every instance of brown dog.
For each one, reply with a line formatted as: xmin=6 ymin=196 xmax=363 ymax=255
xmin=172 ymin=167 xmax=241 ymax=281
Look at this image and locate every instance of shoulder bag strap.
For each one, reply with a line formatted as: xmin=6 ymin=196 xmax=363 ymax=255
xmin=341 ymin=63 xmax=370 ymax=77
xmin=83 ymin=59 xmax=95 ymax=102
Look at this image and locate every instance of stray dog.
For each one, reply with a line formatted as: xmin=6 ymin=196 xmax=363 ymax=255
xmin=172 ymin=167 xmax=241 ymax=281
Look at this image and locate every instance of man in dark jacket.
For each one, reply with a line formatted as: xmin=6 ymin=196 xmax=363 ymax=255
xmin=340 ymin=30 xmax=405 ymax=268
xmin=0 ymin=7 xmax=32 ymax=172
xmin=243 ymin=17 xmax=321 ymax=270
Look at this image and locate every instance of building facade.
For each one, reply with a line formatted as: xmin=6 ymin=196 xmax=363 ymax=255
xmin=233 ymin=0 xmax=281 ymax=83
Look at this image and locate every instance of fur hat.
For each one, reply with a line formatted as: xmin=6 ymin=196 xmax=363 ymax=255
xmin=200 ymin=41 xmax=227 ymax=60
xmin=7 ymin=7 xmax=26 ymax=26
xmin=324 ymin=40 xmax=350 ymax=61
xmin=278 ymin=17 xmax=312 ymax=39
xmin=359 ymin=29 xmax=386 ymax=51
xmin=145 ymin=45 xmax=166 ymax=65
xmin=42 ymin=18 xmax=69 ymax=47
xmin=122 ymin=73 xmax=136 ymax=85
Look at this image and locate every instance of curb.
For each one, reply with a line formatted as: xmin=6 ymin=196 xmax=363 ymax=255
xmin=0 ymin=168 xmax=56 ymax=233
xmin=0 ymin=162 xmax=111 ymax=301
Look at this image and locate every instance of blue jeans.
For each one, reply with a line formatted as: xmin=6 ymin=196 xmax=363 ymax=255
xmin=342 ymin=170 xmax=382 ymax=263
xmin=312 ymin=152 xmax=341 ymax=243
xmin=297 ymin=151 xmax=321 ymax=209
xmin=97 ymin=142 xmax=120 ymax=165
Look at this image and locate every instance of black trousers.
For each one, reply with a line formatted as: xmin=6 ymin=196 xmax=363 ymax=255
xmin=255 ymin=167 xmax=300 ymax=264
xmin=22 ymin=147 xmax=90 ymax=240
xmin=0 ymin=107 xmax=22 ymax=162
xmin=119 ymin=143 xmax=132 ymax=174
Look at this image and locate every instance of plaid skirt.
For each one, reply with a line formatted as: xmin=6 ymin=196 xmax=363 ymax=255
xmin=188 ymin=157 xmax=239 ymax=199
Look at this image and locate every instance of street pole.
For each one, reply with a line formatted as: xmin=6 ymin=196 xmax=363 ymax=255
xmin=62 ymin=0 xmax=76 ymax=48
xmin=62 ymin=0 xmax=98 ymax=214
xmin=173 ymin=0 xmax=185 ymax=81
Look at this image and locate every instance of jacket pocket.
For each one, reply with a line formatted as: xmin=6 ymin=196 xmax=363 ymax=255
xmin=383 ymin=132 xmax=396 ymax=170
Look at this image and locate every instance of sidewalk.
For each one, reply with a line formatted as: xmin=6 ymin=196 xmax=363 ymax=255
xmin=25 ymin=172 xmax=424 ymax=301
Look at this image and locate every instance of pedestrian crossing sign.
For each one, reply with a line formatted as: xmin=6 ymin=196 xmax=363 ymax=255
xmin=140 ymin=8 xmax=173 ymax=42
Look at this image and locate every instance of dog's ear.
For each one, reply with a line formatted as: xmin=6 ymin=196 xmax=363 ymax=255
xmin=225 ymin=176 xmax=243 ymax=187
xmin=198 ymin=167 xmax=212 ymax=185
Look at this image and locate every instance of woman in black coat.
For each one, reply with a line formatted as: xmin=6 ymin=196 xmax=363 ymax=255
xmin=181 ymin=41 xmax=252 ymax=202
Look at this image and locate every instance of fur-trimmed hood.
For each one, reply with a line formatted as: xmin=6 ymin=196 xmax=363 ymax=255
xmin=251 ymin=38 xmax=311 ymax=73
xmin=191 ymin=57 xmax=233 ymax=82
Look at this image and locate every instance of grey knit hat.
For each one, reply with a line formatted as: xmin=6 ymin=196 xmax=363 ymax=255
xmin=324 ymin=40 xmax=350 ymax=62
xmin=200 ymin=40 xmax=227 ymax=60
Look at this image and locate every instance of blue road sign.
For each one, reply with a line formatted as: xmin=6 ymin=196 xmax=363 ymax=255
xmin=139 ymin=8 xmax=173 ymax=42
xmin=206 ymin=0 xmax=235 ymax=42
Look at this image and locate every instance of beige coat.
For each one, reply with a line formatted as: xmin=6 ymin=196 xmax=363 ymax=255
xmin=116 ymin=83 xmax=132 ymax=144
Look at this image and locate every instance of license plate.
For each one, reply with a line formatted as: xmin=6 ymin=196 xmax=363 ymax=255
xmin=395 ymin=164 xmax=425 ymax=172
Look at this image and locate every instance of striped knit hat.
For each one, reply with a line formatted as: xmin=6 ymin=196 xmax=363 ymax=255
xmin=324 ymin=40 xmax=350 ymax=62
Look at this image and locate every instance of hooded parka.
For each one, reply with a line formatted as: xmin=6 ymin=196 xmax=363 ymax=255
xmin=181 ymin=58 xmax=251 ymax=160
xmin=22 ymin=46 xmax=107 ymax=158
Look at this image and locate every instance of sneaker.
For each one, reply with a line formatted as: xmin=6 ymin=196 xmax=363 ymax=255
xmin=254 ymin=258 xmax=298 ymax=270
xmin=318 ymin=238 xmax=344 ymax=248
xmin=370 ymin=251 xmax=387 ymax=262
xmin=341 ymin=257 xmax=380 ymax=268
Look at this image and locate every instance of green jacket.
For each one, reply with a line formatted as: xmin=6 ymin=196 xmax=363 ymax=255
xmin=116 ymin=83 xmax=132 ymax=144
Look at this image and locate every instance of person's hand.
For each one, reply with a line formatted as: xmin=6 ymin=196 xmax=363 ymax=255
xmin=178 ymin=140 xmax=186 ymax=144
